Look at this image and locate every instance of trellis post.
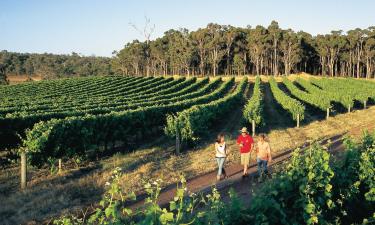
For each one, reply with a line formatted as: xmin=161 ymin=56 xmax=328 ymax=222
xmin=252 ymin=120 xmax=256 ymax=136
xmin=20 ymin=151 xmax=27 ymax=190
xmin=296 ymin=114 xmax=300 ymax=128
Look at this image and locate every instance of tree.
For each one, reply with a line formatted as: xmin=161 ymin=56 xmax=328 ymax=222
xmin=233 ymin=54 xmax=245 ymax=75
xmin=363 ymin=27 xmax=375 ymax=78
xmin=205 ymin=24 xmax=226 ymax=76
xmin=191 ymin=28 xmax=209 ymax=76
xmin=280 ymin=29 xmax=301 ymax=75
xmin=268 ymin=20 xmax=282 ymax=76
xmin=247 ymin=25 xmax=269 ymax=75
xmin=167 ymin=29 xmax=194 ymax=76
xmin=0 ymin=65 xmax=7 ymax=84
xmin=150 ymin=36 xmax=169 ymax=75
xmin=129 ymin=17 xmax=155 ymax=77
xmin=348 ymin=28 xmax=365 ymax=78
xmin=325 ymin=31 xmax=346 ymax=77
xmin=113 ymin=40 xmax=144 ymax=76
xmin=222 ymin=25 xmax=238 ymax=75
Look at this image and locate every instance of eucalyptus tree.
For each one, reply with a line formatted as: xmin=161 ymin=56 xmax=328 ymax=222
xmin=166 ymin=29 xmax=195 ymax=76
xmin=348 ymin=28 xmax=365 ymax=78
xmin=113 ymin=40 xmax=144 ymax=76
xmin=326 ymin=31 xmax=346 ymax=77
xmin=206 ymin=23 xmax=226 ymax=76
xmin=268 ymin=20 xmax=282 ymax=76
xmin=280 ymin=29 xmax=301 ymax=75
xmin=191 ymin=28 xmax=209 ymax=75
xmin=232 ymin=28 xmax=249 ymax=75
xmin=297 ymin=31 xmax=319 ymax=74
xmin=222 ymin=25 xmax=238 ymax=75
xmin=150 ymin=36 xmax=169 ymax=75
xmin=247 ymin=25 xmax=269 ymax=75
xmin=363 ymin=27 xmax=375 ymax=78
xmin=233 ymin=54 xmax=245 ymax=75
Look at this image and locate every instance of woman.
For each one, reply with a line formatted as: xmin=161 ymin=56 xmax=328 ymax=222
xmin=256 ymin=133 xmax=272 ymax=179
xmin=215 ymin=133 xmax=228 ymax=181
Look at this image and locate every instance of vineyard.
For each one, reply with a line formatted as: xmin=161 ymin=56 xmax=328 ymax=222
xmin=1 ymin=75 xmax=375 ymax=166
xmin=1 ymin=75 xmax=375 ymax=224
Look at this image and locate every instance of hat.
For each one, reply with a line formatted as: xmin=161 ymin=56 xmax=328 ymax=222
xmin=240 ymin=127 xmax=248 ymax=133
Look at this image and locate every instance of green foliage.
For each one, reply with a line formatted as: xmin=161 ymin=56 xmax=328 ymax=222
xmin=0 ymin=50 xmax=113 ymax=79
xmin=165 ymin=77 xmax=247 ymax=142
xmin=20 ymin=77 xmax=234 ymax=166
xmin=53 ymin=132 xmax=375 ymax=225
xmin=283 ymin=77 xmax=331 ymax=111
xmin=243 ymin=76 xmax=264 ymax=126
xmin=269 ymin=77 xmax=305 ymax=121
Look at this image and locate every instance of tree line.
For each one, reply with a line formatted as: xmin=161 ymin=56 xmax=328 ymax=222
xmin=1 ymin=21 xmax=375 ymax=84
xmin=0 ymin=51 xmax=113 ymax=82
xmin=112 ymin=21 xmax=375 ymax=78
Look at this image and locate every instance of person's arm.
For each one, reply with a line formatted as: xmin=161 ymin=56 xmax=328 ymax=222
xmin=267 ymin=143 xmax=272 ymax=162
xmin=237 ymin=136 xmax=243 ymax=147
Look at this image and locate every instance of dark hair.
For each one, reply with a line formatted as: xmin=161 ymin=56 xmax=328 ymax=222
xmin=216 ymin=133 xmax=225 ymax=143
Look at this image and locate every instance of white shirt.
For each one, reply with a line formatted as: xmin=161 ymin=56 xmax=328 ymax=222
xmin=215 ymin=142 xmax=226 ymax=157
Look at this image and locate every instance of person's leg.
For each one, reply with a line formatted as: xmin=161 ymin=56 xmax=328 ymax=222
xmin=241 ymin=154 xmax=246 ymax=175
xmin=244 ymin=153 xmax=249 ymax=175
xmin=256 ymin=157 xmax=262 ymax=177
xmin=216 ymin=158 xmax=222 ymax=180
xmin=222 ymin=158 xmax=227 ymax=178
xmin=219 ymin=158 xmax=226 ymax=177
xmin=263 ymin=160 xmax=269 ymax=175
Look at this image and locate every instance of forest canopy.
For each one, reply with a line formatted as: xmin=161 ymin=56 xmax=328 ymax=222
xmin=1 ymin=21 xmax=375 ymax=83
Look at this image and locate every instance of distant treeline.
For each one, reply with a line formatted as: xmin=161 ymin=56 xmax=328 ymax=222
xmin=1 ymin=21 xmax=375 ymax=84
xmin=113 ymin=21 xmax=375 ymax=78
xmin=0 ymin=51 xmax=113 ymax=83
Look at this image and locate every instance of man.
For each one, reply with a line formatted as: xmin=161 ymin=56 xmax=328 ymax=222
xmin=237 ymin=127 xmax=254 ymax=177
xmin=256 ymin=133 xmax=272 ymax=179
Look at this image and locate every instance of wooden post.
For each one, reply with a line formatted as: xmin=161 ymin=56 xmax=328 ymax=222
xmin=364 ymin=100 xmax=367 ymax=109
xmin=58 ymin=159 xmax=62 ymax=174
xmin=326 ymin=108 xmax=330 ymax=119
xmin=176 ymin=132 xmax=181 ymax=154
xmin=20 ymin=152 xmax=27 ymax=190
xmin=252 ymin=120 xmax=256 ymax=136
xmin=296 ymin=114 xmax=300 ymax=128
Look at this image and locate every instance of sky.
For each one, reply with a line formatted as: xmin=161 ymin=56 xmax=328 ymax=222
xmin=1 ymin=0 xmax=375 ymax=57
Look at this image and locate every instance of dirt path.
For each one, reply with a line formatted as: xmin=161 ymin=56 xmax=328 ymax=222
xmin=127 ymin=120 xmax=374 ymax=210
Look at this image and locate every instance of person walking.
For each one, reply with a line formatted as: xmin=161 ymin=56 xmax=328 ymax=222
xmin=215 ymin=133 xmax=228 ymax=181
xmin=237 ymin=127 xmax=254 ymax=177
xmin=256 ymin=133 xmax=272 ymax=180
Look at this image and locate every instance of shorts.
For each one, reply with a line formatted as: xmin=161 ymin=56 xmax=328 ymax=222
xmin=241 ymin=152 xmax=251 ymax=166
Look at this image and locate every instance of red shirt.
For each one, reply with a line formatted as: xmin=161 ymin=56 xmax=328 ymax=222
xmin=237 ymin=134 xmax=254 ymax=153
